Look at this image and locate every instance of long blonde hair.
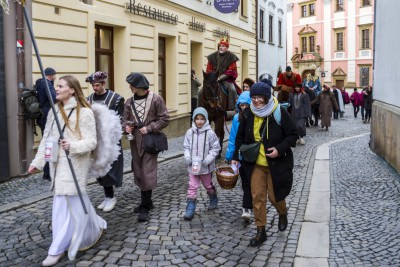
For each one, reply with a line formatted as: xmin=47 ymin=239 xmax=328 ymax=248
xmin=58 ymin=75 xmax=91 ymax=137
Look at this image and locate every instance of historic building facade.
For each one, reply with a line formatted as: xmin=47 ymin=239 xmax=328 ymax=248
xmin=287 ymin=0 xmax=374 ymax=88
xmin=258 ymin=0 xmax=287 ymax=84
xmin=3 ymin=0 xmax=257 ymax=177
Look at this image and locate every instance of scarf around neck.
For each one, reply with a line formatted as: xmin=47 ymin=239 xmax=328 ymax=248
xmin=250 ymin=97 xmax=278 ymax=118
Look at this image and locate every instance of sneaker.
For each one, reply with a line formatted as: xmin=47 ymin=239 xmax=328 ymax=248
xmin=103 ymin=197 xmax=117 ymax=212
xmin=299 ymin=138 xmax=305 ymax=145
xmin=296 ymin=139 xmax=300 ymax=144
xmin=97 ymin=199 xmax=107 ymax=210
xmin=241 ymin=208 xmax=251 ymax=223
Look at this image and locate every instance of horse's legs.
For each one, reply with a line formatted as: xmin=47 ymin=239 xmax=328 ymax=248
xmin=214 ymin=117 xmax=225 ymax=159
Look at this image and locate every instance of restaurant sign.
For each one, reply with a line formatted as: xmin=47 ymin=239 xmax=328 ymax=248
xmin=125 ymin=0 xmax=178 ymax=25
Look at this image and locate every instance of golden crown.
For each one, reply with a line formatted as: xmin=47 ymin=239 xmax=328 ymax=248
xmin=220 ymin=35 xmax=230 ymax=43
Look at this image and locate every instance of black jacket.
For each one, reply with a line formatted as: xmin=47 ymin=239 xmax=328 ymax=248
xmin=233 ymin=106 xmax=298 ymax=201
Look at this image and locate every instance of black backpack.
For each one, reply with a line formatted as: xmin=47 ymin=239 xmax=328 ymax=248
xmin=20 ymin=87 xmax=42 ymax=120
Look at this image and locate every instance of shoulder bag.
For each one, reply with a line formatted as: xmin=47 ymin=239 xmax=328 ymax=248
xmin=239 ymin=119 xmax=268 ymax=163
xmin=131 ymin=100 xmax=168 ymax=154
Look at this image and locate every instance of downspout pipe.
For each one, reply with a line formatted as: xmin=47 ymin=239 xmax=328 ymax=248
xmin=255 ymin=0 xmax=259 ymax=80
xmin=0 ymin=11 xmax=11 ymax=181
xmin=16 ymin=2 xmax=27 ymax=175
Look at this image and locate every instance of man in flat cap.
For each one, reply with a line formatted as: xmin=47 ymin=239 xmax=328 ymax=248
xmin=86 ymin=71 xmax=125 ymax=212
xmin=35 ymin=67 xmax=57 ymax=181
xmin=123 ymin=72 xmax=170 ymax=222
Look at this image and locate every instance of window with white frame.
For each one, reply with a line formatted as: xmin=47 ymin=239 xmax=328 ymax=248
xmin=260 ymin=9 xmax=264 ymax=40
xmin=278 ymin=20 xmax=282 ymax=47
xmin=268 ymin=15 xmax=273 ymax=44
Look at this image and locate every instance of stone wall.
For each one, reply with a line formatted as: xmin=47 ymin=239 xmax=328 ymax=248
xmin=370 ymin=101 xmax=400 ymax=174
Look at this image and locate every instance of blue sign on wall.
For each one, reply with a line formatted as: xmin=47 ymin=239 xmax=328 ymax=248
xmin=214 ymin=0 xmax=240 ymax=14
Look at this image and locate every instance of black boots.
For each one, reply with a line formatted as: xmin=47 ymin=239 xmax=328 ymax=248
xmin=278 ymin=213 xmax=288 ymax=231
xmin=136 ymin=190 xmax=153 ymax=222
xmin=249 ymin=226 xmax=267 ymax=247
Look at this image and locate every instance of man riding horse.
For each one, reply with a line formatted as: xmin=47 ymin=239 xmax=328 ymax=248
xmin=206 ymin=35 xmax=240 ymax=116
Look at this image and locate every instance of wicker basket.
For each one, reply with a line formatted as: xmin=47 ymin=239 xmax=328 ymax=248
xmin=215 ymin=165 xmax=239 ymax=190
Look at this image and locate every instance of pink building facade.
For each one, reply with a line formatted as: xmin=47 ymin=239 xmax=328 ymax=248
xmin=287 ymin=0 xmax=374 ymax=88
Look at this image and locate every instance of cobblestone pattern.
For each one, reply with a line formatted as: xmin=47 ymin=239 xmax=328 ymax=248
xmin=0 ymin=108 xmax=372 ymax=266
xmin=329 ymin=135 xmax=400 ymax=267
xmin=0 ymin=136 xmax=185 ymax=206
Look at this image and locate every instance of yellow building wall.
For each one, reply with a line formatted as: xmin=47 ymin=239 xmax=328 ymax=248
xmin=32 ymin=0 xmax=257 ymax=136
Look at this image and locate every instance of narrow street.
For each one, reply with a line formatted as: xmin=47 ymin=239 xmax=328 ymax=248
xmin=0 ymin=110 xmax=399 ymax=267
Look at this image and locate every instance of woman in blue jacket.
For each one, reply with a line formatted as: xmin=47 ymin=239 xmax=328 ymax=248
xmin=225 ymin=91 xmax=252 ymax=222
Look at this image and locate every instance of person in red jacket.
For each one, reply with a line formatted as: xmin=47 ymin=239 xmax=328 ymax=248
xmin=276 ymin=66 xmax=302 ymax=103
xmin=350 ymin=88 xmax=360 ymax=118
xmin=206 ymin=36 xmax=240 ymax=112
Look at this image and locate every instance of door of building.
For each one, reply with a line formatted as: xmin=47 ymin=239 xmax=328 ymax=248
xmin=336 ymin=80 xmax=344 ymax=89
xmin=95 ymin=25 xmax=114 ymax=91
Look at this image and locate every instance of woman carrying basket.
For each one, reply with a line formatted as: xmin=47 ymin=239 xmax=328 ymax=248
xmin=183 ymin=107 xmax=221 ymax=220
xmin=232 ymin=79 xmax=298 ymax=247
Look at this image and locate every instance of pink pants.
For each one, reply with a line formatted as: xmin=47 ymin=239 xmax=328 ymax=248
xmin=187 ymin=173 xmax=216 ymax=199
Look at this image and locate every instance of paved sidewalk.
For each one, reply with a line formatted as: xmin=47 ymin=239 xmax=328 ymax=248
xmin=0 ymin=135 xmax=186 ymax=213
xmin=2 ymin=108 xmax=398 ymax=266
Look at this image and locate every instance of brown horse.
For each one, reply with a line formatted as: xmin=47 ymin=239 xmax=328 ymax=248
xmin=198 ymin=71 xmax=230 ymax=158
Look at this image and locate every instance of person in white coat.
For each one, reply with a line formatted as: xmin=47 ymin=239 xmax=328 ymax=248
xmin=183 ymin=107 xmax=221 ymax=220
xmin=29 ymin=75 xmax=106 ymax=266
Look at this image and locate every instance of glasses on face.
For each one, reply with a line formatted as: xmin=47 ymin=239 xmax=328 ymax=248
xmin=251 ymin=96 xmax=264 ymax=101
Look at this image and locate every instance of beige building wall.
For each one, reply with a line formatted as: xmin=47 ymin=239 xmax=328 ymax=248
xmin=31 ymin=0 xmax=257 ymax=138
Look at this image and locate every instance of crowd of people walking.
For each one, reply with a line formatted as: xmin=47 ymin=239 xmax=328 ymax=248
xmin=29 ymin=49 xmax=372 ymax=264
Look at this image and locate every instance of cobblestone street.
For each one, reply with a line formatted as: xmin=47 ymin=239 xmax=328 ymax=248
xmin=0 ymin=109 xmax=399 ymax=267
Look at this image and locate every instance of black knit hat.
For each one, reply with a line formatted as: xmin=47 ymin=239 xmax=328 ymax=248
xmin=44 ymin=67 xmax=56 ymax=76
xmin=250 ymin=78 xmax=272 ymax=100
xmin=285 ymin=66 xmax=292 ymax=72
xmin=126 ymin=72 xmax=149 ymax=89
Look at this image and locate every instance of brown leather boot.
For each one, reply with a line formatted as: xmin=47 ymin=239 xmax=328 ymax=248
xmin=249 ymin=226 xmax=267 ymax=247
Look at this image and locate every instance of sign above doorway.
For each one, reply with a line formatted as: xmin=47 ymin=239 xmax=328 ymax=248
xmin=214 ymin=0 xmax=240 ymax=14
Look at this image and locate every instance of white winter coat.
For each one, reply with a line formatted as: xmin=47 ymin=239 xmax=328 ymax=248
xmin=31 ymin=97 xmax=97 ymax=195
xmin=183 ymin=121 xmax=221 ymax=175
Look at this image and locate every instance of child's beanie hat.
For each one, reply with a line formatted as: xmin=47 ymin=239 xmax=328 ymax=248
xmin=192 ymin=107 xmax=208 ymax=121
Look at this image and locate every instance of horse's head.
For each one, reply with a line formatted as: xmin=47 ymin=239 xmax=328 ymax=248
xmin=202 ymin=70 xmax=220 ymax=108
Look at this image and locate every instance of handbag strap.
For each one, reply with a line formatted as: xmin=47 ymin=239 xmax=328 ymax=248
xmin=203 ymin=130 xmax=207 ymax=161
xmin=259 ymin=118 xmax=268 ymax=141
xmin=191 ymin=129 xmax=208 ymax=160
xmin=61 ymin=108 xmax=75 ymax=134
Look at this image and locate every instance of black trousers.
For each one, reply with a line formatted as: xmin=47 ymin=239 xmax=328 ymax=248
xmin=239 ymin=163 xmax=253 ymax=209
xmin=141 ymin=190 xmax=153 ymax=209
xmin=360 ymin=106 xmax=365 ymax=120
xmin=353 ymin=105 xmax=360 ymax=118
xmin=312 ymin=104 xmax=320 ymax=126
